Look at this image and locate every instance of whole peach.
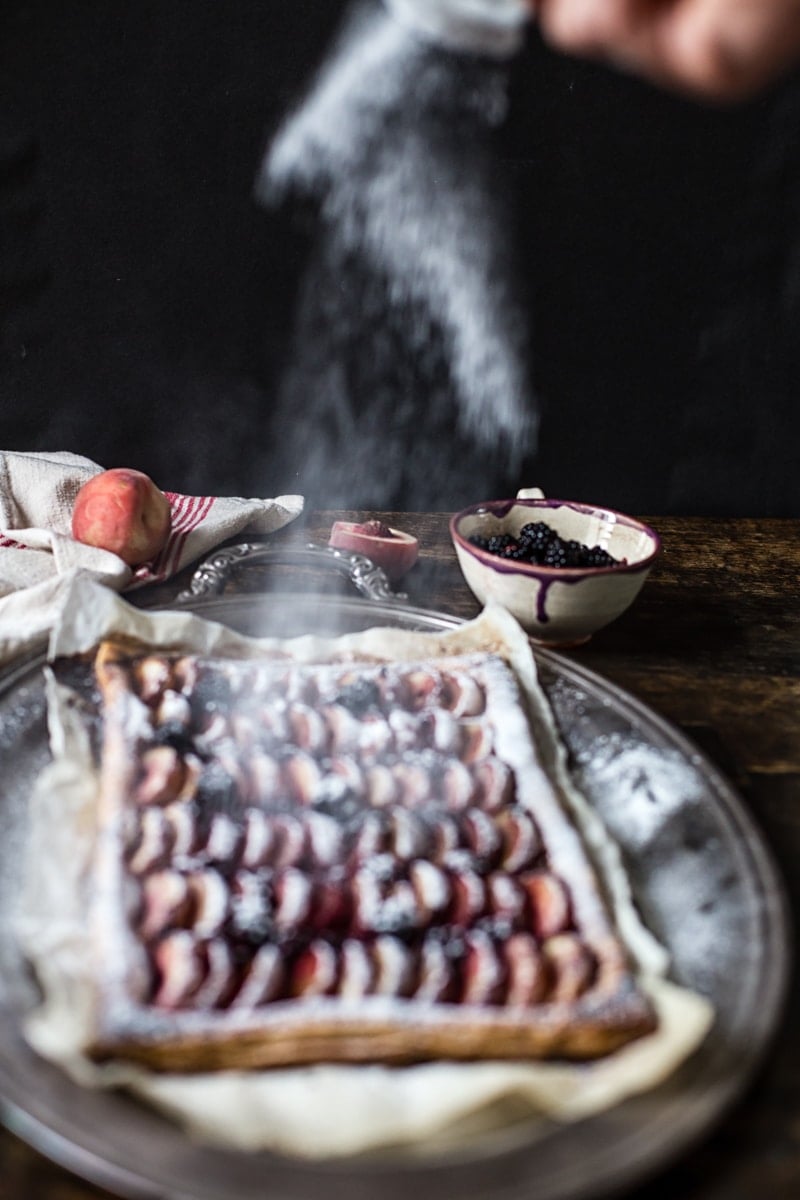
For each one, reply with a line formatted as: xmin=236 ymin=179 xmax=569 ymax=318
xmin=71 ymin=468 xmax=172 ymax=566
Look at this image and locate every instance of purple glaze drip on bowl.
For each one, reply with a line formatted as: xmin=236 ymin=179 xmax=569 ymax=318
xmin=535 ymin=573 xmax=587 ymax=624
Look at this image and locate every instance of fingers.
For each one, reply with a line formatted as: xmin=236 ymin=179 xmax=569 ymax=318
xmin=533 ymin=0 xmax=800 ymax=102
xmin=535 ymin=0 xmax=647 ymax=59
xmin=653 ymin=0 xmax=800 ymax=99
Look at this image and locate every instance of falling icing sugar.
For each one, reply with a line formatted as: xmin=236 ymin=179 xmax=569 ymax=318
xmin=258 ymin=0 xmax=537 ymax=507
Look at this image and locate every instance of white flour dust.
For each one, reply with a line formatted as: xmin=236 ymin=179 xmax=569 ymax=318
xmin=257 ymin=0 xmax=537 ymax=508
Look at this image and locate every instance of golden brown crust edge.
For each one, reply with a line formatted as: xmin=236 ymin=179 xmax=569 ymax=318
xmin=90 ymin=988 xmax=657 ymax=1073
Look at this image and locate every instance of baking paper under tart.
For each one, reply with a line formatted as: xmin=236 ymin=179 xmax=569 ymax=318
xmin=16 ymin=578 xmax=713 ymax=1158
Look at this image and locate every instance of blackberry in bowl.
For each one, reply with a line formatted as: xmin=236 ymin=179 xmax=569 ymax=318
xmin=450 ymin=497 xmax=661 ymax=646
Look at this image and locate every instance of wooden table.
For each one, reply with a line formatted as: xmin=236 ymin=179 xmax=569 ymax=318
xmin=3 ymin=512 xmax=798 ymax=1199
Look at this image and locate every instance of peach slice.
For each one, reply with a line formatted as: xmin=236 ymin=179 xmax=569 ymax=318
xmin=522 ymin=872 xmax=572 ymax=940
xmin=390 ymin=808 xmax=429 ymax=861
xmin=133 ymin=655 xmax=172 ymax=704
xmin=338 ymin=939 xmax=375 ymax=999
xmin=441 ymin=759 xmax=476 ymax=812
xmin=366 ymin=763 xmax=399 ymax=808
xmin=542 ymin=934 xmax=596 ymax=1002
xmin=304 ymin=811 xmax=343 ymax=868
xmin=71 ymin=467 xmax=171 ymax=566
xmin=241 ymin=809 xmax=276 ymax=869
xmin=429 ymin=813 xmax=461 ymax=861
xmin=462 ymin=808 xmax=503 ymax=866
xmin=462 ymin=930 xmax=504 ymax=1006
xmin=498 ymin=808 xmax=542 ymax=873
xmin=187 ymin=869 xmax=230 ymax=938
xmin=274 ymin=868 xmax=313 ymax=932
xmin=328 ymin=519 xmax=419 ymax=582
xmin=448 ymin=865 xmax=486 ymax=927
xmin=232 ymin=944 xmax=285 ymax=1008
xmin=415 ymin=937 xmax=454 ymax=1002
xmin=291 ymin=941 xmax=338 ymax=998
xmin=372 ymin=935 xmax=414 ymax=997
xmin=193 ymin=940 xmax=235 ymax=1009
xmin=139 ymin=870 xmax=192 ymax=940
xmin=487 ymin=872 xmax=526 ymax=924
xmin=134 ymin=746 xmax=187 ymax=807
xmin=127 ymin=808 xmax=171 ymax=875
xmin=409 ymin=859 xmax=451 ymax=921
xmin=504 ymin=933 xmax=548 ymax=1006
xmin=270 ymin=813 xmax=307 ymax=869
xmin=153 ymin=931 xmax=204 ymax=1008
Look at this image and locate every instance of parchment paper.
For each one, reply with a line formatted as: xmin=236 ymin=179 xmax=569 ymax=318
xmin=16 ymin=575 xmax=713 ymax=1158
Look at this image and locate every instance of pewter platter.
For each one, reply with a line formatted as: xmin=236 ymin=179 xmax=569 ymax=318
xmin=0 ymin=591 xmax=789 ymax=1200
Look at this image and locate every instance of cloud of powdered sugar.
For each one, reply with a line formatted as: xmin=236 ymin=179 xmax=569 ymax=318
xmin=256 ymin=0 xmax=537 ymax=509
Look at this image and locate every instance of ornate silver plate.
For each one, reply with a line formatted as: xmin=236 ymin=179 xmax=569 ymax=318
xmin=0 ymin=581 xmax=789 ymax=1200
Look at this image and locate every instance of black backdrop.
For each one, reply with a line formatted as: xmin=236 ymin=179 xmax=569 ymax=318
xmin=2 ymin=0 xmax=799 ymax=515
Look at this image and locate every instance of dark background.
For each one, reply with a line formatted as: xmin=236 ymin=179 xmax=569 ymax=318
xmin=1 ymin=0 xmax=799 ymax=515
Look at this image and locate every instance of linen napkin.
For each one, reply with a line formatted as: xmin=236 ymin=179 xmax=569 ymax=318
xmin=0 ymin=450 xmax=303 ymax=663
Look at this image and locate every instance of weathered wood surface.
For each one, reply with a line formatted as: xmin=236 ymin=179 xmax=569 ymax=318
xmin=3 ymin=512 xmax=798 ymax=1199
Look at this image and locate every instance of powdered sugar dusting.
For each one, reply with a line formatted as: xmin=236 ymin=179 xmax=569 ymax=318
xmin=4 ymin=597 xmax=737 ymax=1162
xmin=258 ymin=0 xmax=536 ymax=506
xmin=543 ymin=673 xmax=762 ymax=996
xmin=572 ymin=734 xmax=706 ymax=851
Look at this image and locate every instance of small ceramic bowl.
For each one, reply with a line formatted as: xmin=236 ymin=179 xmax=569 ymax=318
xmin=450 ymin=496 xmax=661 ymax=645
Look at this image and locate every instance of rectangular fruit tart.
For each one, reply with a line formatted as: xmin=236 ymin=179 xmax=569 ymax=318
xmin=66 ymin=624 xmax=658 ymax=1074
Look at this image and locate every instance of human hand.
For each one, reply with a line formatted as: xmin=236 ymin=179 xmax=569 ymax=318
xmin=528 ymin=0 xmax=800 ymax=100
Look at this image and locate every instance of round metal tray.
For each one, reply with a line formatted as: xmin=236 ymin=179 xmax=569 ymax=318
xmin=0 ymin=589 xmax=790 ymax=1200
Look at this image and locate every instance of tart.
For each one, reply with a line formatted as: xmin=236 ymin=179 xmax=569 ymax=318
xmin=74 ymin=635 xmax=657 ymax=1073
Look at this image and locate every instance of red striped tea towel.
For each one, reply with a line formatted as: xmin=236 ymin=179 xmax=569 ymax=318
xmin=0 ymin=451 xmax=303 ymax=661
